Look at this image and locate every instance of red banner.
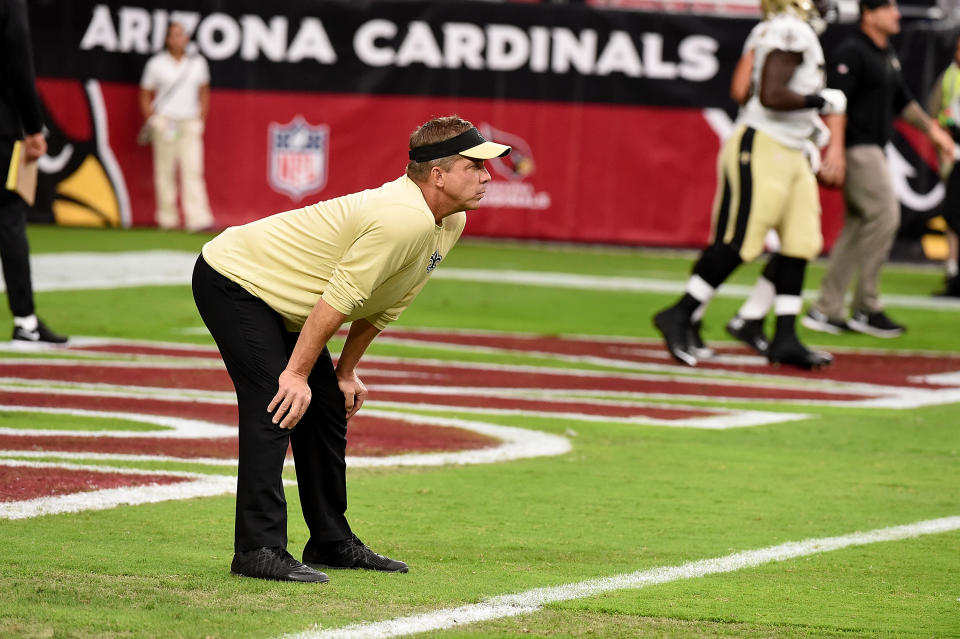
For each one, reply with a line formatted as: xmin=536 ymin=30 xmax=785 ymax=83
xmin=36 ymin=78 xmax=848 ymax=248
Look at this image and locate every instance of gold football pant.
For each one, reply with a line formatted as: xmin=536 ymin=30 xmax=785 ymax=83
xmin=711 ymin=125 xmax=822 ymax=262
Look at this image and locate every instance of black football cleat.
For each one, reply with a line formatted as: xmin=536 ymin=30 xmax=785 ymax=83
xmin=767 ymin=336 xmax=833 ymax=370
xmin=303 ymin=535 xmax=408 ymax=573
xmin=231 ymin=546 xmax=329 ymax=583
xmin=688 ymin=320 xmax=715 ymax=360
xmin=725 ymin=316 xmax=769 ymax=355
xmin=653 ymin=307 xmax=697 ymax=367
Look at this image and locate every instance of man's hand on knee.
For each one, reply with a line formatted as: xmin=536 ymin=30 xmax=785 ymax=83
xmin=269 ymin=369 xmax=312 ymax=429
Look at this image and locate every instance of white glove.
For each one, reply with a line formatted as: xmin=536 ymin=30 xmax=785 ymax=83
xmin=810 ymin=117 xmax=831 ymax=149
xmin=818 ymin=88 xmax=847 ymax=115
xmin=803 ymin=139 xmax=822 ymax=175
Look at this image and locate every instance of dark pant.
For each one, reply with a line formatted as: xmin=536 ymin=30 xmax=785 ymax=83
xmin=0 ymin=138 xmax=35 ymax=318
xmin=192 ymin=255 xmax=351 ymax=552
xmin=944 ymin=159 xmax=960 ymax=239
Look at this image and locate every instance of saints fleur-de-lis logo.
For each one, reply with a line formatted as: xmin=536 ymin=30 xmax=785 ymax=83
xmin=427 ymin=249 xmax=443 ymax=273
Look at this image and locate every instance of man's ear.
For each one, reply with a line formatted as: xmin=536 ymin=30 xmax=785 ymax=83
xmin=431 ymin=165 xmax=445 ymax=188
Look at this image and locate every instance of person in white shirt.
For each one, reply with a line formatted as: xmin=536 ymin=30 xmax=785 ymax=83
xmin=139 ymin=21 xmax=214 ymax=231
xmin=653 ymin=0 xmax=845 ymax=370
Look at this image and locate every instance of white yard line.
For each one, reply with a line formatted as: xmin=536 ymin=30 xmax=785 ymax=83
xmin=0 ymin=410 xmax=571 ymax=470
xmin=8 ymin=253 xmax=959 ymax=311
xmin=280 ymin=515 xmax=960 ymax=639
xmin=0 ymin=459 xmax=235 ymax=520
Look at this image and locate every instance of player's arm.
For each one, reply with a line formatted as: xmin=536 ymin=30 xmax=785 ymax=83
xmin=269 ymin=298 xmax=347 ymax=429
xmin=759 ymin=51 xmax=845 ymax=114
xmin=335 ymin=319 xmax=381 ymax=420
xmin=730 ymin=48 xmax=755 ymax=105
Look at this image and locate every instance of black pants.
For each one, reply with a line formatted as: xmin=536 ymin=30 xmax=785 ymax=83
xmin=944 ymin=160 xmax=960 ymax=239
xmin=192 ymin=255 xmax=351 ymax=552
xmin=0 ymin=137 xmax=35 ymax=318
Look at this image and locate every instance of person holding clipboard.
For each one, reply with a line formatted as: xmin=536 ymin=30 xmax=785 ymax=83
xmin=0 ymin=0 xmax=67 ymax=345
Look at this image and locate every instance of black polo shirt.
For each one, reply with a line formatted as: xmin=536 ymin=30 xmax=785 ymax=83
xmin=827 ymin=30 xmax=913 ymax=148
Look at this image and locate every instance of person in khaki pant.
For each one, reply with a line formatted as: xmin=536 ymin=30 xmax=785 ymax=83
xmin=803 ymin=0 xmax=954 ymax=337
xmin=139 ymin=22 xmax=214 ymax=232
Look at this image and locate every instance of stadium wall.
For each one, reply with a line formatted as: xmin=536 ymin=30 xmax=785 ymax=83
xmin=24 ymin=0 xmax=959 ymax=256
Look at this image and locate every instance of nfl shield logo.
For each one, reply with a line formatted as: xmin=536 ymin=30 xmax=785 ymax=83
xmin=268 ymin=117 xmax=329 ymax=201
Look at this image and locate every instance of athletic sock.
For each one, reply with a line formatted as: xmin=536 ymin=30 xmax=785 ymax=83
xmin=771 ymin=255 xmax=807 ymax=342
xmin=13 ymin=314 xmax=38 ymax=331
xmin=737 ymin=276 xmax=775 ymax=320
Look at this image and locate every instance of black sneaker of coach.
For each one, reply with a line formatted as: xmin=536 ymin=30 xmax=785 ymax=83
xmin=11 ymin=318 xmax=68 ymax=344
xmin=231 ymin=546 xmax=329 ymax=583
xmin=800 ymin=308 xmax=848 ymax=335
xmin=725 ymin=316 xmax=769 ymax=355
xmin=303 ymin=534 xmax=409 ymax=573
xmin=846 ymin=310 xmax=905 ymax=338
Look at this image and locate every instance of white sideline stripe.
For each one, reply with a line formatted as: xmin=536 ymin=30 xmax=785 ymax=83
xmin=282 ymin=515 xmax=960 ymax=639
xmin=7 ymin=254 xmax=960 ymax=311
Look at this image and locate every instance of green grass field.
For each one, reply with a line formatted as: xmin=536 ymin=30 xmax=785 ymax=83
xmin=0 ymin=226 xmax=958 ymax=639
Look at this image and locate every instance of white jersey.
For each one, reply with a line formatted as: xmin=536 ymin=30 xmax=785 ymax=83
xmin=140 ymin=52 xmax=210 ymax=120
xmin=733 ymin=21 xmax=766 ymax=121
xmin=742 ymin=21 xmax=764 ymax=56
xmin=739 ymin=13 xmax=825 ymax=149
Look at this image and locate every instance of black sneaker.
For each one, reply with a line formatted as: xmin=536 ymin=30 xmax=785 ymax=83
xmin=303 ymin=534 xmax=408 ymax=573
xmin=653 ymin=307 xmax=697 ymax=367
xmin=725 ymin=316 xmax=769 ymax=355
xmin=846 ymin=310 xmax=905 ymax=338
xmin=767 ymin=335 xmax=833 ymax=370
xmin=12 ymin=318 xmax=68 ymax=344
xmin=687 ymin=320 xmax=715 ymax=360
xmin=800 ymin=309 xmax=848 ymax=335
xmin=231 ymin=546 xmax=329 ymax=583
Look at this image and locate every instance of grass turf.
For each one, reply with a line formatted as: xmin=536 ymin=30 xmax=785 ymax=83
xmin=0 ymin=226 xmax=957 ymax=638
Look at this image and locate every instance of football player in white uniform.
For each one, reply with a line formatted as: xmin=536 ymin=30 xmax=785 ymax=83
xmin=654 ymin=0 xmax=844 ymax=369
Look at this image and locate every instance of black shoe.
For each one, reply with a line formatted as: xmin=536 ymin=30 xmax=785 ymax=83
xmin=303 ymin=534 xmax=408 ymax=573
xmin=231 ymin=546 xmax=329 ymax=583
xmin=767 ymin=335 xmax=833 ymax=370
xmin=653 ymin=307 xmax=697 ymax=367
xmin=687 ymin=320 xmax=715 ymax=360
xmin=846 ymin=310 xmax=904 ymax=338
xmin=725 ymin=316 xmax=769 ymax=355
xmin=934 ymin=275 xmax=960 ymax=298
xmin=800 ymin=309 xmax=848 ymax=335
xmin=12 ymin=318 xmax=68 ymax=344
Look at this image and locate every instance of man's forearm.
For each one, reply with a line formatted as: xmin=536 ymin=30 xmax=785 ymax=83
xmin=337 ymin=319 xmax=381 ymax=374
xmin=139 ymin=88 xmax=154 ymax=120
xmin=286 ymin=298 xmax=347 ymax=377
xmin=824 ymin=113 xmax=847 ymax=150
xmin=902 ymin=100 xmax=932 ymax=133
xmin=198 ymin=85 xmax=210 ymax=121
